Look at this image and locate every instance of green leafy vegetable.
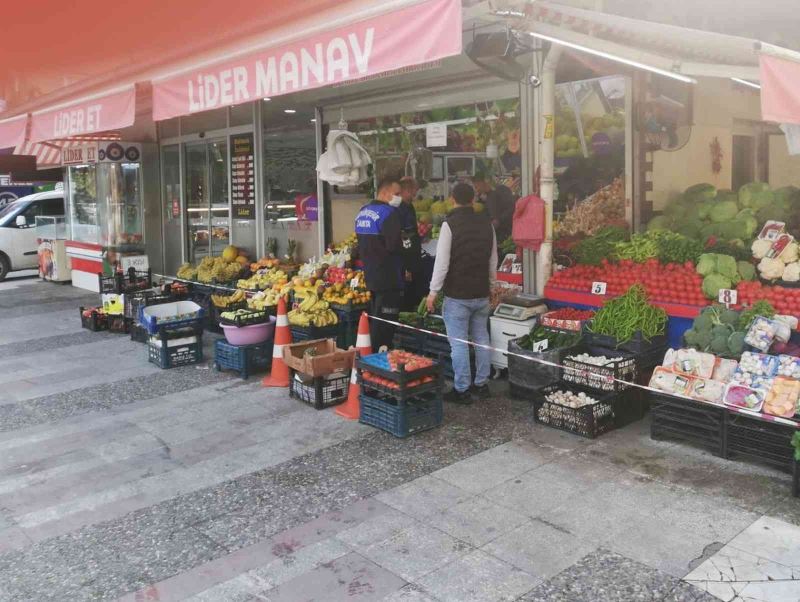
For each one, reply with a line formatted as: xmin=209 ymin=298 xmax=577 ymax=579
xmin=738 ymin=300 xmax=776 ymax=331
xmin=587 ymin=284 xmax=667 ymax=343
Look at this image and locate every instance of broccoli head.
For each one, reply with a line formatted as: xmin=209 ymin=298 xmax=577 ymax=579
xmin=712 ymin=324 xmax=733 ymax=339
xmin=710 ymin=334 xmax=730 ymax=355
xmin=693 ymin=312 xmax=713 ymax=332
xmin=695 ymin=329 xmax=713 ymax=350
xmin=720 ymin=308 xmax=739 ymax=326
xmin=684 ymin=328 xmax=700 ymax=348
xmin=727 ymin=331 xmax=746 ymax=356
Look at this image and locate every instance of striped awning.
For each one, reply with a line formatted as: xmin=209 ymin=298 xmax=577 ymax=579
xmin=13 ymin=132 xmax=122 ymax=168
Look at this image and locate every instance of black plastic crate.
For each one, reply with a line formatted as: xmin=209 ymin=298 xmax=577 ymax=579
xmin=359 ymin=391 xmax=443 ymax=437
xmin=98 ymin=268 xmax=152 ymax=295
xmin=147 ymin=334 xmax=203 ymax=369
xmin=508 ymin=337 xmax=563 ymax=392
xmin=130 ymin=322 xmax=149 ymax=343
xmin=392 ymin=329 xmax=426 ymax=354
xmin=584 ymin=330 xmax=667 ymax=356
xmin=290 ymin=324 xmax=339 ymax=342
xmin=108 ymin=315 xmax=131 ymax=334
xmin=125 ymin=290 xmax=173 ymax=321
xmin=649 ymin=391 xmax=726 ymax=456
xmin=218 ymin=307 xmax=270 ymax=327
xmin=561 ymin=345 xmax=637 ymax=393
xmin=357 ymin=353 xmax=443 ymax=401
xmin=79 ymin=307 xmax=108 ymax=331
xmin=333 ymin=308 xmax=361 ymax=350
xmin=612 ymin=387 xmax=649 ymax=428
xmin=214 ymin=338 xmax=273 ymax=379
xmin=289 ymin=369 xmax=350 ymax=409
xmin=532 ymin=384 xmax=615 ymax=439
xmin=725 ymin=412 xmax=796 ymax=473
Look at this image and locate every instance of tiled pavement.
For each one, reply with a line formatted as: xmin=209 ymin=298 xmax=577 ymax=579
xmin=0 ymin=276 xmax=799 ymax=601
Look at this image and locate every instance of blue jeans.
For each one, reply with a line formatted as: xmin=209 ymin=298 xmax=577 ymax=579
xmin=442 ymin=296 xmax=491 ymax=393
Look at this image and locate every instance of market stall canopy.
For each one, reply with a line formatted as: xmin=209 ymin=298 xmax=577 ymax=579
xmin=13 ymin=139 xmax=94 ymax=169
xmin=0 ymin=115 xmax=27 ymax=150
xmin=151 ymin=0 xmax=462 ymax=121
xmin=759 ymin=51 xmax=800 ymax=125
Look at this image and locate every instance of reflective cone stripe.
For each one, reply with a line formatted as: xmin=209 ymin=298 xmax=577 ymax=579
xmin=336 ymin=312 xmax=372 ymax=420
xmin=263 ymin=296 xmax=291 ymax=388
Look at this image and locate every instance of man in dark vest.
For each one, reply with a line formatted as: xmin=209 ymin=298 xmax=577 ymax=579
xmin=397 ymin=176 xmax=422 ymax=311
xmin=355 ymin=176 xmax=404 ymax=350
xmin=426 ymin=182 xmax=497 ymax=403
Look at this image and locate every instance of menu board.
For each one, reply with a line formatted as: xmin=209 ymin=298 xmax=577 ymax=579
xmin=230 ymin=133 xmax=256 ymax=219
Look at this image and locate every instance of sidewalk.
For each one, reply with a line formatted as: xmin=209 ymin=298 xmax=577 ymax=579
xmin=0 ymin=277 xmax=798 ymax=601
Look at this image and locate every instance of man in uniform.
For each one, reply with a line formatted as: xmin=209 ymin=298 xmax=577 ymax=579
xmin=354 ymin=177 xmax=404 ymax=349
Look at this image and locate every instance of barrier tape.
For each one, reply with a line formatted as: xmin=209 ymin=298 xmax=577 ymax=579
xmin=150 ymin=273 xmax=799 ymax=429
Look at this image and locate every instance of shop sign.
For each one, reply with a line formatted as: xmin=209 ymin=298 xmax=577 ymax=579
xmin=61 ymin=144 xmax=98 ymax=166
xmin=230 ymin=133 xmax=256 ymax=219
xmin=30 ymin=85 xmax=136 ymax=143
xmin=152 ymin=0 xmax=462 ymax=121
xmin=120 ymin=255 xmax=149 ymax=272
xmin=426 ymin=123 xmax=447 ymax=148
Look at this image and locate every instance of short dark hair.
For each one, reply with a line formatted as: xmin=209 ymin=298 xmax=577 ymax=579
xmin=452 ymin=182 xmax=474 ymax=206
xmin=399 ymin=176 xmax=417 ymax=192
xmin=377 ymin=176 xmax=400 ymax=192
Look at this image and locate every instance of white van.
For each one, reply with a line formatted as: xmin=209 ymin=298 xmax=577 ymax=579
xmin=0 ymin=190 xmax=65 ymax=281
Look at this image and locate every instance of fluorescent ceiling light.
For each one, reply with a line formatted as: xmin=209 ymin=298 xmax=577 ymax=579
xmin=284 ymin=109 xmax=296 ymax=114
xmin=310 ymin=118 xmax=316 ymax=122
xmin=263 ymin=97 xmax=272 ymax=101
xmin=731 ymin=77 xmax=761 ymax=89
xmin=528 ymin=31 xmax=696 ymax=84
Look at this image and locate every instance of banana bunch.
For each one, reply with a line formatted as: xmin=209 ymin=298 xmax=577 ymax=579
xmin=288 ymin=292 xmax=339 ymax=327
xmin=211 ymin=289 xmax=246 ymax=308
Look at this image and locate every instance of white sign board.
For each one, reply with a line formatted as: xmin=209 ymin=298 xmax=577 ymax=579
xmin=121 ymin=255 xmax=149 ymax=272
xmin=718 ymin=288 xmax=738 ymax=306
xmin=61 ymin=144 xmax=98 ymax=166
xmin=426 ymin=123 xmax=447 ymax=147
xmin=591 ymin=281 xmax=607 ymax=295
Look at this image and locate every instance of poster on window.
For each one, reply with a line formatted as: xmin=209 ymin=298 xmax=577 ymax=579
xmin=230 ymin=133 xmax=256 ymax=219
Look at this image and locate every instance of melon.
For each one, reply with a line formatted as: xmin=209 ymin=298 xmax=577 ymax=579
xmin=222 ymin=245 xmax=239 ymax=262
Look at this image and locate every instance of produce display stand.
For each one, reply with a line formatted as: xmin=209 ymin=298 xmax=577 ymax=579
xmin=648 ymin=390 xmax=799 ymax=496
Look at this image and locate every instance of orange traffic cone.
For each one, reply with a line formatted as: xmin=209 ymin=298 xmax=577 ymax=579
xmin=263 ymin=296 xmax=292 ymax=387
xmin=336 ymin=311 xmax=373 ymax=420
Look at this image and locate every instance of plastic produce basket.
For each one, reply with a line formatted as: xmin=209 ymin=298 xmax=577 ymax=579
xmin=289 ymin=369 xmax=350 ymax=409
xmin=147 ymin=330 xmax=203 ymax=369
xmin=561 ymin=345 xmax=637 ymax=392
xmin=108 ymin=315 xmax=131 ymax=334
xmin=508 ymin=337 xmax=563 ymax=392
xmin=532 ymin=384 xmax=615 ymax=439
xmin=98 ymin=268 xmax=152 ymax=295
xmin=333 ymin=308 xmax=361 ymax=350
xmin=648 ymin=391 xmax=726 ymax=456
xmin=357 ymin=352 xmax=443 ymax=401
xmin=219 ymin=307 xmax=271 ymax=327
xmin=290 ymin=324 xmax=338 ymax=342
xmin=725 ymin=411 xmax=795 ymax=473
xmin=141 ymin=301 xmax=204 ymax=335
xmin=584 ymin=330 xmax=668 ymax=356
xmin=79 ymin=307 xmax=108 ymax=332
xmin=130 ymin=322 xmax=149 ymax=343
xmin=359 ymin=391 xmax=443 ymax=437
xmin=392 ymin=329 xmax=426 ymax=354
xmin=214 ymin=339 xmax=273 ymax=379
xmin=125 ymin=290 xmax=172 ymax=321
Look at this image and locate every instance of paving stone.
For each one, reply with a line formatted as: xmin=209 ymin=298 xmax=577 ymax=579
xmin=379 ymin=583 xmax=438 ymax=601
xmin=482 ymin=518 xmax=596 ymax=581
xmin=260 ymin=551 xmax=406 ymax=602
xmin=519 ymin=548 xmax=712 ymax=602
xmin=358 ymin=521 xmax=472 ymax=582
xmin=417 ymin=549 xmax=538 ymax=602
xmin=376 ymin=475 xmax=473 ymax=520
xmin=425 ymin=495 xmax=528 ymax=547
xmin=724 ymin=515 xmax=800 ymax=568
xmin=336 ymin=510 xmax=415 ymax=550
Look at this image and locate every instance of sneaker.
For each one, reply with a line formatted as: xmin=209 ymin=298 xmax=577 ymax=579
xmin=444 ymin=388 xmax=473 ymax=405
xmin=471 ymin=383 xmax=491 ymax=398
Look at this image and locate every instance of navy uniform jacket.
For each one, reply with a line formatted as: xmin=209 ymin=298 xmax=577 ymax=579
xmin=395 ymin=202 xmax=421 ymax=274
xmin=355 ymin=201 xmax=403 ymax=292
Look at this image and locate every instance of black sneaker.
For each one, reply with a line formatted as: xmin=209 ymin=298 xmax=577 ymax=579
xmin=444 ymin=388 xmax=473 ymax=405
xmin=471 ymin=383 xmax=491 ymax=398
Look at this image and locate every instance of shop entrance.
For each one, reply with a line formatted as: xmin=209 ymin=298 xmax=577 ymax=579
xmin=184 ymin=139 xmax=230 ymax=263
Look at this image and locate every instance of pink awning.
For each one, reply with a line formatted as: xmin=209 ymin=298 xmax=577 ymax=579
xmin=760 ymin=54 xmax=800 ymax=125
xmin=29 ymin=85 xmax=136 ymax=143
xmin=152 ymin=0 xmax=462 ymax=121
xmin=0 ymin=115 xmax=28 ymax=150
xmin=14 ymin=140 xmax=88 ymax=168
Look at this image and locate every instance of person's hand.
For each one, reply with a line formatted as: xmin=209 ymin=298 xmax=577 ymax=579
xmin=405 ymin=270 xmax=413 ymax=282
xmin=426 ymin=293 xmax=437 ymax=313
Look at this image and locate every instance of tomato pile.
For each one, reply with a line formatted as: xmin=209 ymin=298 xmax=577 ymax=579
xmin=547 ymin=259 xmax=707 ymax=306
xmin=386 ymin=350 xmax=434 ymax=372
xmin=544 ymin=308 xmax=594 ymax=320
xmin=736 ymin=281 xmax=800 ymax=316
xmin=362 ymin=372 xmax=436 ymax=389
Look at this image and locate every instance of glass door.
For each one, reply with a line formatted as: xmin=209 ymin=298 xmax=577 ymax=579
xmin=162 ymin=145 xmax=182 ymax=274
xmin=184 ymin=140 xmax=229 ymax=263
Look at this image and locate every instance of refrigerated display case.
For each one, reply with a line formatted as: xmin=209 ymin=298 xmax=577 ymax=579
xmin=64 ymin=142 xmax=146 ymax=291
xmin=36 ymin=216 xmax=71 ymax=282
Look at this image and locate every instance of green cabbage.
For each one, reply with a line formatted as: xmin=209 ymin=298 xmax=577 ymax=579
xmin=696 ymin=254 xmax=718 ymax=276
xmin=715 ymin=254 xmax=738 ymax=280
xmin=738 ymin=182 xmax=770 ymax=208
xmin=684 ymin=183 xmax=717 ymax=201
xmin=702 ymin=273 xmax=733 ymax=299
xmin=737 ymin=261 xmax=756 ymax=281
xmin=710 ymin=200 xmax=739 ymax=223
xmin=646 ymin=215 xmax=672 ymax=231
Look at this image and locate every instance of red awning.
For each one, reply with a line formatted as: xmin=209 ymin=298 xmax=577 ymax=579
xmin=760 ymin=53 xmax=800 ymax=125
xmin=29 ymin=85 xmax=136 ymax=143
xmin=14 ymin=140 xmax=88 ymax=169
xmin=0 ymin=115 xmax=28 ymax=150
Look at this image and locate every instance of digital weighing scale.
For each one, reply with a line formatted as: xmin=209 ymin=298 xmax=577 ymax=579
xmin=493 ymin=294 xmax=548 ymax=321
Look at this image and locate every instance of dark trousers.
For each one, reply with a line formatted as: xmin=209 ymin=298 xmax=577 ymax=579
xmin=369 ymin=289 xmax=402 ymax=350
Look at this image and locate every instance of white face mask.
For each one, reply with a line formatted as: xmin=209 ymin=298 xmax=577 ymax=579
xmin=389 ymin=195 xmax=402 ymax=207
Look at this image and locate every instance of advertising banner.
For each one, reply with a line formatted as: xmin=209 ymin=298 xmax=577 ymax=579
xmin=153 ymin=0 xmax=462 ymax=121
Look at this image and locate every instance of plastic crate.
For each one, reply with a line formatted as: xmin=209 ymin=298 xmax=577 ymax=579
xmin=218 ymin=307 xmax=270 ymax=327
xmin=584 ymin=330 xmax=668 ymax=355
xmin=130 ymin=322 xmax=149 ymax=343
xmin=147 ymin=332 xmax=203 ymax=369
xmin=359 ymin=391 xmax=443 ymax=437
xmin=125 ymin=290 xmax=173 ymax=321
xmin=79 ymin=307 xmax=108 ymax=331
xmin=98 ymin=268 xmax=152 ymax=295
xmin=532 ymin=384 xmax=615 ymax=439
xmin=561 ymin=345 xmax=637 ymax=393
xmin=108 ymin=315 xmax=131 ymax=334
xmin=214 ymin=338 xmax=273 ymax=379
xmin=508 ymin=337 xmax=563 ymax=392
xmin=393 ymin=328 xmax=426 ymax=354
xmin=289 ymin=369 xmax=350 ymax=409
xmin=649 ymin=391 xmax=726 ymax=456
xmin=140 ymin=301 xmax=205 ymax=335
xmin=290 ymin=324 xmax=339 ymax=342
xmin=612 ymin=387 xmax=648 ymax=428
xmin=725 ymin=412 xmax=796 ymax=473
xmin=333 ymin=308 xmax=361 ymax=350
xmin=357 ymin=352 xmax=443 ymax=401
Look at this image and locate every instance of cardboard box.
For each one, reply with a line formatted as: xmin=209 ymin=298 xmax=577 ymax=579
xmin=283 ymin=338 xmax=355 ymax=377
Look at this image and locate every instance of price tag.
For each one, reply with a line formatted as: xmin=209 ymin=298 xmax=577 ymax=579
xmin=591 ymin=281 xmax=607 ymax=295
xmin=718 ymin=288 xmax=738 ymax=306
xmin=350 ymin=277 xmax=360 ymax=289
xmin=532 ymin=339 xmax=549 ymax=352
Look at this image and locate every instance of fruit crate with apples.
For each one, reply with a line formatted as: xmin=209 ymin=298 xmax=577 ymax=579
xmin=79 ymin=306 xmax=109 ymax=332
xmin=98 ymin=268 xmax=152 ymax=295
xmin=359 ymin=390 xmax=443 ymax=438
xmin=357 ymin=351 xmax=443 ymax=401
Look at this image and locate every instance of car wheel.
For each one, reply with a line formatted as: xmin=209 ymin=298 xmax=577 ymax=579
xmin=0 ymin=254 xmax=9 ymax=282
